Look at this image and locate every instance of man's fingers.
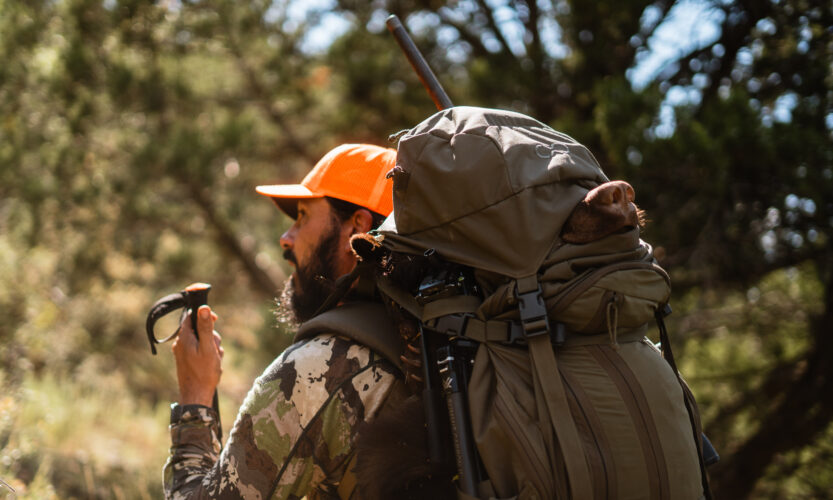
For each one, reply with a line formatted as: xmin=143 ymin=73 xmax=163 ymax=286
xmin=196 ymin=305 xmax=216 ymax=354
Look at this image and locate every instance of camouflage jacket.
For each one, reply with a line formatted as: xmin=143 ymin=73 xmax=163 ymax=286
xmin=163 ymin=333 xmax=400 ymax=500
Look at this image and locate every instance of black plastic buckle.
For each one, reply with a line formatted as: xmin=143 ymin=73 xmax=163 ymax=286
xmin=516 ymin=285 xmax=550 ymax=339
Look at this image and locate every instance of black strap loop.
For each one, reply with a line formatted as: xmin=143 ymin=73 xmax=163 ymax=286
xmin=655 ymin=303 xmax=677 ymax=373
xmin=146 ymin=292 xmax=187 ymax=355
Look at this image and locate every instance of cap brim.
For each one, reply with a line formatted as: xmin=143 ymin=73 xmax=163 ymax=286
xmin=255 ymin=184 xmax=322 ymax=219
xmin=255 ymin=184 xmax=317 ymax=198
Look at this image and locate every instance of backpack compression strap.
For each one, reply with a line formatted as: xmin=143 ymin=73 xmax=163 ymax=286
xmin=295 ymin=301 xmax=405 ymax=372
xmin=517 ymin=275 xmax=594 ymax=500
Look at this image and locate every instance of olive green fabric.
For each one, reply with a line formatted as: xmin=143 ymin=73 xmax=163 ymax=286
xmin=374 ymin=106 xmax=706 ymax=499
xmin=468 ymin=337 xmax=704 ymax=500
xmin=475 ymin=227 xmax=668 ymax=326
xmin=460 ymin=224 xmax=697 ymax=499
xmin=377 ymin=106 xmax=608 ymax=278
xmin=295 ymin=301 xmax=404 ymax=372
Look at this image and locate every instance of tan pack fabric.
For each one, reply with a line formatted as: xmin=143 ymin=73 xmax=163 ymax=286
xmin=477 ymin=228 xmax=670 ymax=336
xmin=372 ymin=106 xmax=708 ymax=499
xmin=460 ymin=229 xmax=702 ymax=499
xmin=468 ymin=337 xmax=704 ymax=500
xmin=378 ymin=106 xmax=608 ymax=278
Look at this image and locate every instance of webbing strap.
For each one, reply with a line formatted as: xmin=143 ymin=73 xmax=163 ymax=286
xmin=516 ymin=275 xmax=539 ymax=294
xmin=461 ymin=319 xmax=648 ymax=346
xmin=295 ymin=301 xmax=404 ymax=371
xmin=457 ymin=318 xmax=515 ymax=343
xmin=376 ymin=276 xmax=424 ymax=319
xmin=518 ymin=274 xmax=593 ymax=499
xmin=560 ymin=368 xmax=617 ymax=500
xmin=528 ymin=334 xmax=593 ymax=499
xmin=422 ymin=295 xmax=481 ymax=322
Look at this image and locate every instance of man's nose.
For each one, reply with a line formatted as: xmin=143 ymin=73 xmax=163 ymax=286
xmin=598 ymin=181 xmax=635 ymax=206
xmin=280 ymin=225 xmax=295 ymax=251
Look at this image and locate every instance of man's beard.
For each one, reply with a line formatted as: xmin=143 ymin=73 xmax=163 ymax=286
xmin=275 ymin=223 xmax=342 ymax=326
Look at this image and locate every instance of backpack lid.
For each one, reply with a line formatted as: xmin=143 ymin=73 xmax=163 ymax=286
xmin=377 ymin=106 xmax=609 ymax=278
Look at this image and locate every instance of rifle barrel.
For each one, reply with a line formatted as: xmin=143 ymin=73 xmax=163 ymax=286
xmin=386 ymin=15 xmax=454 ymax=110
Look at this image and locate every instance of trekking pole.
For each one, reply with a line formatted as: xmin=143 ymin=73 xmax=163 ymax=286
xmin=386 ymin=15 xmax=454 ymax=110
xmin=146 ymin=283 xmax=223 ymax=440
xmin=419 ymin=326 xmax=453 ymax=467
xmin=437 ymin=341 xmax=481 ymax=496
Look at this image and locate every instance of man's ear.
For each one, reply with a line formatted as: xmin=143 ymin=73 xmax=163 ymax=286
xmin=348 ymin=208 xmax=375 ymax=235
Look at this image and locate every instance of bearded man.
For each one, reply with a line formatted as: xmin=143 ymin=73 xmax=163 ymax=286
xmin=163 ymin=144 xmax=401 ymax=500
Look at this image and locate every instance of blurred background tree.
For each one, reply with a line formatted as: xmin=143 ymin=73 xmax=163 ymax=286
xmin=0 ymin=0 xmax=830 ymax=498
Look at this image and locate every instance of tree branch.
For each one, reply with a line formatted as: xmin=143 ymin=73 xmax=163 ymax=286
xmin=474 ymin=0 xmax=517 ymax=56
xmin=222 ymin=13 xmax=316 ymax=164
xmin=434 ymin=10 xmax=492 ymax=59
xmin=187 ymin=179 xmax=284 ymax=298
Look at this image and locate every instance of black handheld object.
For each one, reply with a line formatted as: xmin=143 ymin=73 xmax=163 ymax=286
xmin=146 ymin=282 xmax=212 ymax=354
xmin=145 ymin=283 xmax=222 ymax=440
xmin=385 ymin=15 xmax=453 ymax=110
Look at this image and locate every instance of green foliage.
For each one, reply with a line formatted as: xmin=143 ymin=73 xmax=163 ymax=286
xmin=672 ymin=263 xmax=831 ymax=498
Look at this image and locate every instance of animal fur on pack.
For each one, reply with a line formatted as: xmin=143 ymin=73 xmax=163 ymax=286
xmin=353 ymin=393 xmax=457 ymax=499
xmin=349 ymin=180 xmax=646 ymax=499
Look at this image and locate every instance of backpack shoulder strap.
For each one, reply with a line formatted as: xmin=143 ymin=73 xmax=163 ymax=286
xmin=295 ymin=301 xmax=404 ymax=372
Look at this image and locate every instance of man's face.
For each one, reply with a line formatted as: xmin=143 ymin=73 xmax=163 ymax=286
xmin=277 ymin=198 xmax=353 ymax=324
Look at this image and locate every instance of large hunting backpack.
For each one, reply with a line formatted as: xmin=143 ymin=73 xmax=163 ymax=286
xmin=376 ymin=106 xmax=711 ymax=500
xmin=302 ymin=106 xmax=712 ymax=499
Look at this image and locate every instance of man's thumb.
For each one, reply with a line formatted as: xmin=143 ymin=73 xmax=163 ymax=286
xmin=196 ymin=305 xmax=213 ymax=348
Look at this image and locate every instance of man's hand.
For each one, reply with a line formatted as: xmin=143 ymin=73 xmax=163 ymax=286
xmin=172 ymin=305 xmax=223 ymax=407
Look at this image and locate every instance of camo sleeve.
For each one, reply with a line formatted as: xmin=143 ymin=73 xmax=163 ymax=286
xmin=164 ymin=333 xmax=399 ymax=500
